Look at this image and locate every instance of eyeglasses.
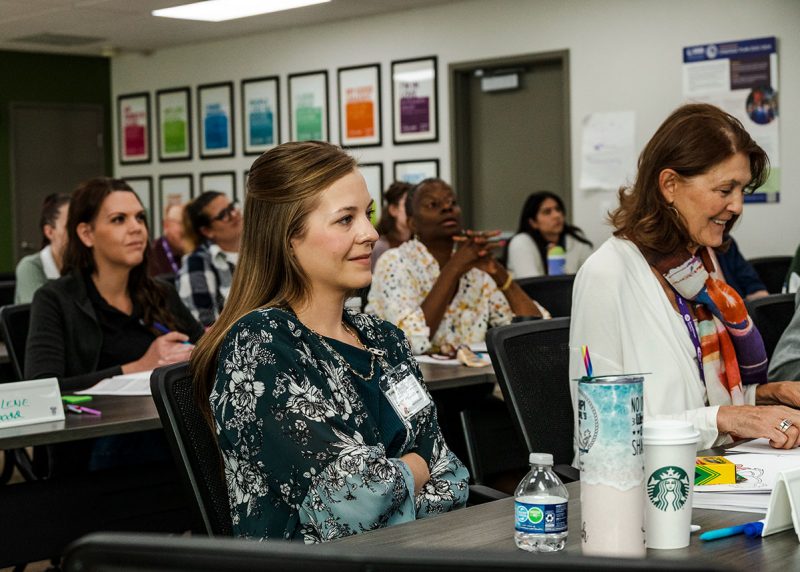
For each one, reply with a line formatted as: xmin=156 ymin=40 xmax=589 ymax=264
xmin=210 ymin=201 xmax=238 ymax=223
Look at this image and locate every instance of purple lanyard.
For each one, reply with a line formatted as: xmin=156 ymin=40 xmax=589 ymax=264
xmin=674 ymin=293 xmax=705 ymax=384
xmin=161 ymin=237 xmax=180 ymax=274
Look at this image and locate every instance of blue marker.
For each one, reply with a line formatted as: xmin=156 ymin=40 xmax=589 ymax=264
xmin=699 ymin=520 xmax=764 ymax=541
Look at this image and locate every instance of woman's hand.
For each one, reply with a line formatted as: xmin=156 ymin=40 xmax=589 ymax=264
xmin=400 ymin=452 xmax=431 ymax=495
xmin=717 ymin=404 xmax=800 ymax=449
xmin=755 ymin=381 xmax=800 ymax=407
xmin=123 ymin=331 xmax=194 ymax=373
xmin=445 ymin=230 xmax=503 ymax=278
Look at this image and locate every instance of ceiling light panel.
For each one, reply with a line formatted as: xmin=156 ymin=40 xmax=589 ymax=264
xmin=152 ymin=0 xmax=331 ymax=22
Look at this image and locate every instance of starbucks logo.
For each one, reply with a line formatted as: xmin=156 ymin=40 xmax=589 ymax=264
xmin=647 ymin=466 xmax=690 ymax=511
xmin=577 ymin=389 xmax=599 ymax=453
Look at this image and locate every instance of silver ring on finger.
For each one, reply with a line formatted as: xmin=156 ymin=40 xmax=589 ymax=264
xmin=778 ymin=418 xmax=793 ymax=433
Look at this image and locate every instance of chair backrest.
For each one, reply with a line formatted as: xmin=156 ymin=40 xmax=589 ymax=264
xmin=746 ymin=293 xmax=796 ymax=361
xmin=0 ymin=281 xmax=16 ymax=307
xmin=150 ymin=363 xmax=232 ymax=536
xmin=748 ymin=256 xmax=792 ymax=294
xmin=0 ymin=303 xmax=31 ymax=381
xmin=515 ymin=275 xmax=575 ymax=318
xmin=486 ymin=318 xmax=573 ymax=466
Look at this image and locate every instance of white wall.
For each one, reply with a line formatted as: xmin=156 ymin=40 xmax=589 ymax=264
xmin=113 ymin=0 xmax=800 ymax=257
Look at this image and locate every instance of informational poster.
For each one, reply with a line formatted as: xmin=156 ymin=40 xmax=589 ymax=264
xmin=158 ymin=175 xmax=194 ymax=231
xmin=392 ymin=57 xmax=438 ymax=144
xmin=157 ymin=88 xmax=192 ymax=161
xmin=289 ymin=71 xmax=328 ymax=142
xmin=683 ymin=37 xmax=779 ymax=203
xmin=394 ymin=159 xmax=439 ymax=185
xmin=118 ymin=93 xmax=150 ymax=164
xmin=579 ymin=111 xmax=636 ymax=192
xmin=200 ymin=171 xmax=237 ymax=202
xmin=242 ymin=76 xmax=279 ymax=155
xmin=358 ymin=163 xmax=383 ymax=222
xmin=198 ymin=82 xmax=234 ymax=158
xmin=339 ymin=65 xmax=381 ymax=147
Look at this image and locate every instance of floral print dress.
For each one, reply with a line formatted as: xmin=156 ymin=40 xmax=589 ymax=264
xmin=366 ymin=238 xmax=514 ymax=354
xmin=211 ymin=306 xmax=469 ymax=542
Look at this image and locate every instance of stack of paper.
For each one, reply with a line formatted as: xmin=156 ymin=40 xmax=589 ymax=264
xmin=75 ymin=370 xmax=153 ymax=396
xmin=692 ymin=451 xmax=800 ymax=513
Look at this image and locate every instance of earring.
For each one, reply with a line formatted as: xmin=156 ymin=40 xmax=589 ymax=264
xmin=667 ymin=205 xmax=680 ymax=217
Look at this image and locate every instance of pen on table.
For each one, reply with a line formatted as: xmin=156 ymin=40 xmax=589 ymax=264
xmin=699 ymin=520 xmax=764 ymax=541
xmin=66 ymin=404 xmax=102 ymax=416
xmin=153 ymin=322 xmax=191 ymax=344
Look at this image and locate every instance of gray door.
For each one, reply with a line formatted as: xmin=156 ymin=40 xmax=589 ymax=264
xmin=10 ymin=103 xmax=105 ymax=261
xmin=451 ymin=52 xmax=570 ymax=232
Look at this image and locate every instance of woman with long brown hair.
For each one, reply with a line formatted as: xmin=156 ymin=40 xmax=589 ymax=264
xmin=569 ymin=103 xmax=800 ymax=451
xmin=191 ymin=141 xmax=468 ymax=542
xmin=27 ymin=177 xmax=202 ymax=391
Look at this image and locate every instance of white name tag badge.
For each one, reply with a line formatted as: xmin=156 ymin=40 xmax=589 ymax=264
xmin=0 ymin=377 xmax=64 ymax=429
xmin=384 ymin=372 xmax=431 ymax=421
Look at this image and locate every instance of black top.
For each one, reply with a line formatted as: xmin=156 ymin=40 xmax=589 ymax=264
xmin=327 ymin=336 xmax=407 ymax=457
xmin=84 ymin=274 xmax=156 ymax=371
xmin=26 ymin=271 xmax=204 ymax=391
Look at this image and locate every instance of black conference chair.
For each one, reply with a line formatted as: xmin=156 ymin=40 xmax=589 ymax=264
xmin=486 ymin=317 xmax=578 ymax=482
xmin=0 ymin=280 xmax=15 ymax=307
xmin=0 ymin=303 xmax=31 ymax=381
xmin=746 ymin=293 xmax=795 ymax=361
xmin=150 ymin=362 xmax=233 ymax=536
xmin=516 ymin=274 xmax=575 ymax=318
xmin=63 ymin=532 xmax=727 ymax=572
xmin=0 ymin=303 xmax=36 ymax=483
xmin=748 ymin=255 xmax=792 ymax=294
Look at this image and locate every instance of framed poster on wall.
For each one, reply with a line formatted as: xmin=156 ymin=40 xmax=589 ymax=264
xmin=393 ymin=159 xmax=439 ymax=184
xmin=288 ymin=71 xmax=329 ymax=142
xmin=391 ymin=56 xmax=438 ymax=144
xmin=198 ymin=82 xmax=235 ymax=158
xmin=123 ymin=176 xmax=154 ymax=227
xmin=200 ymin=171 xmax=237 ymax=201
xmin=241 ymin=76 xmax=280 ymax=155
xmin=338 ymin=64 xmax=381 ymax=147
xmin=156 ymin=87 xmax=192 ymax=162
xmin=117 ymin=92 xmax=151 ymax=164
xmin=358 ymin=163 xmax=384 ymax=222
xmin=158 ymin=174 xmax=194 ymax=232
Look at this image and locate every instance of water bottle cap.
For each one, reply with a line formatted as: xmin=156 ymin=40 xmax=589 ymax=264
xmin=529 ymin=452 xmax=553 ymax=465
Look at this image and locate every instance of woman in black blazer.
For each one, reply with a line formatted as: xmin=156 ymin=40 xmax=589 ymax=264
xmin=26 ymin=177 xmax=203 ymax=471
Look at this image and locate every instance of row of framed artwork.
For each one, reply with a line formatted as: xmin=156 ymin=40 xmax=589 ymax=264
xmin=124 ymin=158 xmax=440 ymax=232
xmin=118 ymin=56 xmax=439 ymax=165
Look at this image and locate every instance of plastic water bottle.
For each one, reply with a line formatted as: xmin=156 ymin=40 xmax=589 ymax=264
xmin=546 ymin=245 xmax=566 ymax=275
xmin=514 ymin=452 xmax=569 ymax=552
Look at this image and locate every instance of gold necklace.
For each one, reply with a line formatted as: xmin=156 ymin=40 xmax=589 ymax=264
xmin=307 ymin=321 xmax=376 ymax=382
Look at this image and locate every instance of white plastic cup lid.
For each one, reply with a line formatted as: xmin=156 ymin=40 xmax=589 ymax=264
xmin=642 ymin=420 xmax=700 ymax=445
xmin=529 ymin=452 xmax=553 ymax=465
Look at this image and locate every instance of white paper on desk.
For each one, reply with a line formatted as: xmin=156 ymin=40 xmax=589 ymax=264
xmin=579 ymin=111 xmax=636 ymax=191
xmin=74 ymin=370 xmax=153 ymax=396
xmin=414 ymin=352 xmax=491 ymax=367
xmin=727 ymin=438 xmax=800 ymax=456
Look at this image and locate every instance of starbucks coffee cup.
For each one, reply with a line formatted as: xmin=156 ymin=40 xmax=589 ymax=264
xmin=643 ymin=420 xmax=700 ymax=549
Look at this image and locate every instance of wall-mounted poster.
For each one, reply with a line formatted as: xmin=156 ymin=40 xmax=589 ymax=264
xmin=200 ymin=171 xmax=237 ymax=202
xmin=124 ymin=176 xmax=154 ymax=228
xmin=198 ymin=82 xmax=235 ymax=158
xmin=242 ymin=76 xmax=280 ymax=155
xmin=394 ymin=159 xmax=439 ymax=184
xmin=158 ymin=174 xmax=194 ymax=232
xmin=156 ymin=87 xmax=192 ymax=162
xmin=288 ymin=71 xmax=329 ymax=142
xmin=683 ymin=36 xmax=779 ymax=203
xmin=117 ymin=92 xmax=151 ymax=164
xmin=392 ymin=57 xmax=438 ymax=144
xmin=338 ymin=64 xmax=381 ymax=147
xmin=358 ymin=163 xmax=383 ymax=222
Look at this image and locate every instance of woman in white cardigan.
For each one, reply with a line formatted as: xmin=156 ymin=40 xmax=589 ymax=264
xmin=570 ymin=103 xmax=800 ymax=451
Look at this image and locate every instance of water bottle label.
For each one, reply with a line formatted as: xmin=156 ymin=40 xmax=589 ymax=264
xmin=514 ymin=501 xmax=567 ymax=534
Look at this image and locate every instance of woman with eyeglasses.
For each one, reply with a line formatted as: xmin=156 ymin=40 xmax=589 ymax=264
xmin=367 ymin=178 xmax=545 ymax=355
xmin=178 ymin=191 xmax=243 ymax=327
